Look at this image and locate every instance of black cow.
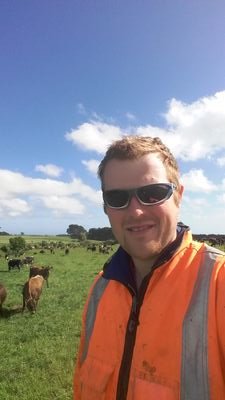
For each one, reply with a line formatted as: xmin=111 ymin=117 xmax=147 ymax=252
xmin=87 ymin=244 xmax=97 ymax=252
xmin=8 ymin=259 xmax=22 ymax=271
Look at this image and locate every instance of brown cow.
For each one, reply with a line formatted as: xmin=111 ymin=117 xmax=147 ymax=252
xmin=0 ymin=283 xmax=7 ymax=313
xmin=29 ymin=265 xmax=52 ymax=288
xmin=22 ymin=275 xmax=44 ymax=313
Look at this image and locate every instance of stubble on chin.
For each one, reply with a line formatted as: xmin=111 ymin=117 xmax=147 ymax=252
xmin=122 ymin=236 xmax=163 ymax=261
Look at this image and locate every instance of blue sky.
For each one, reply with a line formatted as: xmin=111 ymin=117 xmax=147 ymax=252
xmin=1 ymin=0 xmax=225 ymax=235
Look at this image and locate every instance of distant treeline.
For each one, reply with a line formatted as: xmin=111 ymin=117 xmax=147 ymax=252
xmin=193 ymin=234 xmax=225 ymax=245
xmin=0 ymin=226 xmax=115 ymax=241
xmin=66 ymin=224 xmax=115 ymax=241
xmin=1 ymin=229 xmax=225 ymax=245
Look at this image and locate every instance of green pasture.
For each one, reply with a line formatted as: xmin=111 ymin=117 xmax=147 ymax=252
xmin=0 ymin=237 xmax=115 ymax=400
xmin=0 ymin=234 xmax=71 ymax=244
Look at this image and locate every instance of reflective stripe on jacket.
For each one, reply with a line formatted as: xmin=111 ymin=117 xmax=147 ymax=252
xmin=74 ymin=231 xmax=225 ymax=400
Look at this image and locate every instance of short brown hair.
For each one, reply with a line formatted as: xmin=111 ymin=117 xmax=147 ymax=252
xmin=98 ymin=135 xmax=181 ymax=204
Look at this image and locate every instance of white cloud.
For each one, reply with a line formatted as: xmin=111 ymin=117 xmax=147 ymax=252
xmin=181 ymin=194 xmax=209 ymax=208
xmin=65 ymin=121 xmax=124 ymax=154
xmin=91 ymin=111 xmax=103 ymax=121
xmin=35 ymin=164 xmax=64 ymax=177
xmin=221 ymin=178 xmax=225 ymax=190
xmin=163 ymin=91 xmax=225 ymax=160
xmin=217 ymin=156 xmax=225 ymax=167
xmin=77 ymin=103 xmax=86 ymax=115
xmin=0 ymin=169 xmax=101 ymax=218
xmin=125 ymin=112 xmax=136 ymax=121
xmin=180 ymin=169 xmax=217 ymax=192
xmin=40 ymin=195 xmax=85 ymax=215
xmin=0 ymin=198 xmax=32 ymax=217
xmin=82 ymin=159 xmax=100 ymax=175
xmin=3 ymin=90 xmax=225 ymax=233
xmin=66 ymin=90 xmax=225 ymax=162
xmin=217 ymin=193 xmax=225 ymax=204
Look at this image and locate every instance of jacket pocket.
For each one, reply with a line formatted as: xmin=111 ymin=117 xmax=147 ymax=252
xmin=133 ymin=377 xmax=177 ymax=400
xmin=79 ymin=356 xmax=115 ymax=400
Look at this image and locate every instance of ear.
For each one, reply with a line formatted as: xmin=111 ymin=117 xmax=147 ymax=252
xmin=177 ymin=184 xmax=184 ymax=207
xmin=179 ymin=184 xmax=184 ymax=198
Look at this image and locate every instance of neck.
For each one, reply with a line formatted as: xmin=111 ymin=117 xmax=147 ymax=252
xmin=132 ymin=257 xmax=156 ymax=290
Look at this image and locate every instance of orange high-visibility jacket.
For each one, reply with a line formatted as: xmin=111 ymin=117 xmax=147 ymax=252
xmin=74 ymin=228 xmax=225 ymax=400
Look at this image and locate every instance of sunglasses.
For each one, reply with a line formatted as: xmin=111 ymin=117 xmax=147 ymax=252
xmin=103 ymin=182 xmax=176 ymax=209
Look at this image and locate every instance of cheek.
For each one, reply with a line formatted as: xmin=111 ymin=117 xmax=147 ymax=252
xmin=107 ymin=210 xmax=123 ymax=230
xmin=157 ymin=202 xmax=179 ymax=222
xmin=166 ymin=204 xmax=180 ymax=225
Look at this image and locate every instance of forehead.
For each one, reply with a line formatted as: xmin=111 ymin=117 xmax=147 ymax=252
xmin=103 ymin=153 xmax=169 ymax=190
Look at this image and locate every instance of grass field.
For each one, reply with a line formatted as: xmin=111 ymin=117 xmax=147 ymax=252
xmin=0 ymin=236 xmax=115 ymax=400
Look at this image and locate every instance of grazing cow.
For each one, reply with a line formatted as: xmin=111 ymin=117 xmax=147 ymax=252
xmin=29 ymin=266 xmax=52 ymax=288
xmin=22 ymin=275 xmax=44 ymax=313
xmin=22 ymin=256 xmax=34 ymax=265
xmin=0 ymin=283 xmax=7 ymax=313
xmin=87 ymin=244 xmax=97 ymax=252
xmin=8 ymin=258 xmax=22 ymax=271
xmin=99 ymin=244 xmax=111 ymax=254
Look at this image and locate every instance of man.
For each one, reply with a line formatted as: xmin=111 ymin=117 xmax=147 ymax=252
xmin=74 ymin=136 xmax=225 ymax=399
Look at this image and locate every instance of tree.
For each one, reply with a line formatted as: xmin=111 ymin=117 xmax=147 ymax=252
xmin=9 ymin=237 xmax=26 ymax=256
xmin=78 ymin=231 xmax=87 ymax=242
xmin=87 ymin=227 xmax=115 ymax=241
xmin=66 ymin=224 xmax=87 ymax=239
xmin=0 ymin=245 xmax=9 ymax=254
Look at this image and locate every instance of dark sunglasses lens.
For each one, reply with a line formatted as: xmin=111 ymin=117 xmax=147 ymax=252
xmin=104 ymin=190 xmax=129 ymax=208
xmin=138 ymin=184 xmax=171 ymax=204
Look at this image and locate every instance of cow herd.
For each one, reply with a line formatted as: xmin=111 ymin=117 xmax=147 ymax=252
xmin=87 ymin=243 xmax=113 ymax=254
xmin=0 ymin=239 xmax=114 ymax=316
xmin=7 ymin=256 xmax=34 ymax=271
xmin=0 ymin=261 xmax=53 ymax=315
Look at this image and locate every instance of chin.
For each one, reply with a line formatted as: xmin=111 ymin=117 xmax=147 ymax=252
xmin=125 ymin=243 xmax=161 ymax=260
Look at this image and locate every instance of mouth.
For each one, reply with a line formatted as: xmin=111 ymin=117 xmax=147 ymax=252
xmin=126 ymin=224 xmax=155 ymax=233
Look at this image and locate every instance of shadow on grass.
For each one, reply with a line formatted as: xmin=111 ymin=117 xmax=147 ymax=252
xmin=0 ymin=305 xmax=22 ymax=318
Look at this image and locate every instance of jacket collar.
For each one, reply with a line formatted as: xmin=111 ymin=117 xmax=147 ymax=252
xmin=102 ymin=222 xmax=190 ymax=289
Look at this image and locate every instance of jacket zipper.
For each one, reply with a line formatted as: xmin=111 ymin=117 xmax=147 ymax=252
xmin=116 ymin=293 xmax=139 ymax=400
xmin=116 ymin=277 xmax=151 ymax=400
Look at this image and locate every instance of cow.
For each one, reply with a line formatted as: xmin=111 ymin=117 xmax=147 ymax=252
xmin=99 ymin=244 xmax=111 ymax=254
xmin=8 ymin=258 xmax=22 ymax=271
xmin=87 ymin=244 xmax=97 ymax=252
xmin=22 ymin=275 xmax=44 ymax=313
xmin=21 ymin=256 xmax=34 ymax=266
xmin=29 ymin=266 xmax=52 ymax=288
xmin=0 ymin=283 xmax=7 ymax=313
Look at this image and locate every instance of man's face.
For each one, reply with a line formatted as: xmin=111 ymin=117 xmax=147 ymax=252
xmin=103 ymin=153 xmax=183 ymax=264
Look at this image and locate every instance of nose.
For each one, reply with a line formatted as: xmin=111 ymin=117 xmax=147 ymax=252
xmin=126 ymin=194 xmax=145 ymax=215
